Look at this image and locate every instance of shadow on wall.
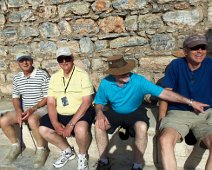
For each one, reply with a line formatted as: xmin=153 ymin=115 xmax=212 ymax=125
xmin=205 ymin=28 xmax=212 ymax=57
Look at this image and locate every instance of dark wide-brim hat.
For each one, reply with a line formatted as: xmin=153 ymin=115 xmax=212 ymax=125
xmin=105 ymin=55 xmax=136 ymax=75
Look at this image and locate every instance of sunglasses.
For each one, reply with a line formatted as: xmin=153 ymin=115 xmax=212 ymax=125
xmin=19 ymin=58 xmax=31 ymax=63
xmin=189 ymin=45 xmax=207 ymax=51
xmin=57 ymin=56 xmax=72 ymax=63
xmin=118 ymin=72 xmax=130 ymax=77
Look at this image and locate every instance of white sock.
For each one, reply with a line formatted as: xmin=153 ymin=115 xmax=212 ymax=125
xmin=133 ymin=163 xmax=142 ymax=169
xmin=12 ymin=143 xmax=19 ymax=146
xmin=63 ymin=147 xmax=72 ymax=154
xmin=78 ymin=154 xmax=86 ymax=159
xmin=37 ymin=146 xmax=45 ymax=150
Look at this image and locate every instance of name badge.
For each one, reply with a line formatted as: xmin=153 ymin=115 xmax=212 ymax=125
xmin=61 ymin=96 xmax=69 ymax=106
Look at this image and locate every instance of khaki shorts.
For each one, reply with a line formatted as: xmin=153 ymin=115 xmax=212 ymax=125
xmin=159 ymin=109 xmax=212 ymax=144
xmin=11 ymin=105 xmax=48 ymax=117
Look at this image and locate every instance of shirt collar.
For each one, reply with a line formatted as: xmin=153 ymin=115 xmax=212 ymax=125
xmin=58 ymin=66 xmax=75 ymax=78
xmin=20 ymin=68 xmax=37 ymax=78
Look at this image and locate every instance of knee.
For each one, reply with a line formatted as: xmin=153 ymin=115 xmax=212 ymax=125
xmin=39 ymin=126 xmax=49 ymax=137
xmin=1 ymin=112 xmax=11 ymax=127
xmin=159 ymin=132 xmax=176 ymax=150
xmin=94 ymin=121 xmax=99 ymax=130
xmin=74 ymin=123 xmax=90 ymax=138
xmin=134 ymin=121 xmax=148 ymax=134
xmin=159 ymin=133 xmax=168 ymax=147
xmin=28 ymin=115 xmax=40 ymax=128
xmin=203 ymin=135 xmax=212 ymax=149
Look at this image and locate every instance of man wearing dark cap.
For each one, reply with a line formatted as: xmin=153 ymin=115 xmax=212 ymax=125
xmin=39 ymin=47 xmax=95 ymax=170
xmin=159 ymin=34 xmax=212 ymax=170
xmin=94 ymin=55 xmax=208 ymax=170
xmin=1 ymin=53 xmax=50 ymax=168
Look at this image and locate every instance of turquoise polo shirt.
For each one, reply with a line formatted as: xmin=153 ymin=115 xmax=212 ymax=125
xmin=94 ymin=73 xmax=163 ymax=114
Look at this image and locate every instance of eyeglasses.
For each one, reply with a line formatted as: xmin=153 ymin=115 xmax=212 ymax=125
xmin=189 ymin=45 xmax=207 ymax=51
xmin=57 ymin=56 xmax=72 ymax=63
xmin=18 ymin=58 xmax=31 ymax=63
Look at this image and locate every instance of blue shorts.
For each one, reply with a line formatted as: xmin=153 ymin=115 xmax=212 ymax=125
xmin=40 ymin=107 xmax=95 ymax=132
xmin=103 ymin=106 xmax=149 ymax=137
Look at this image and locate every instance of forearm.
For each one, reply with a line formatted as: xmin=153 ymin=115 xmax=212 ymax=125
xmin=48 ymin=103 xmax=58 ymax=125
xmin=95 ymin=104 xmax=104 ymax=116
xmin=158 ymin=100 xmax=168 ymax=120
xmin=12 ymin=98 xmax=22 ymax=115
xmin=32 ymin=97 xmax=47 ymax=111
xmin=159 ymin=89 xmax=192 ymax=106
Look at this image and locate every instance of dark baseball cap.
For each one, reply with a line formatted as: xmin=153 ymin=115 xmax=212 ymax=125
xmin=183 ymin=34 xmax=207 ymax=48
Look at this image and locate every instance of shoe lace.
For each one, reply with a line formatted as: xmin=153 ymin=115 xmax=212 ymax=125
xmin=56 ymin=152 xmax=67 ymax=162
xmin=78 ymin=156 xmax=87 ymax=168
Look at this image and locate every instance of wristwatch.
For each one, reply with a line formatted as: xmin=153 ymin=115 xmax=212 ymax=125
xmin=188 ymin=99 xmax=193 ymax=106
xmin=67 ymin=121 xmax=75 ymax=127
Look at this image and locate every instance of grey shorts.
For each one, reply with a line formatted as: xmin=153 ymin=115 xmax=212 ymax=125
xmin=10 ymin=105 xmax=47 ymax=117
xmin=159 ymin=109 xmax=212 ymax=143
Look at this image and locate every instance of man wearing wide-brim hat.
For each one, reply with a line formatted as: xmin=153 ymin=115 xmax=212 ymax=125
xmin=94 ymin=55 xmax=208 ymax=170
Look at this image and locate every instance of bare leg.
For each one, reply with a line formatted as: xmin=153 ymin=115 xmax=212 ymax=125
xmin=1 ymin=111 xmax=19 ymax=144
xmin=133 ymin=121 xmax=148 ymax=164
xmin=202 ymin=134 xmax=212 ymax=170
xmin=159 ymin=128 xmax=180 ymax=170
xmin=28 ymin=114 xmax=47 ymax=147
xmin=95 ymin=122 xmax=109 ymax=159
xmin=39 ymin=126 xmax=70 ymax=150
xmin=74 ymin=121 xmax=92 ymax=154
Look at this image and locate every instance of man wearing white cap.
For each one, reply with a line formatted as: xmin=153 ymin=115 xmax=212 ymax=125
xmin=1 ymin=53 xmax=50 ymax=168
xmin=39 ymin=47 xmax=95 ymax=170
xmin=94 ymin=55 xmax=208 ymax=170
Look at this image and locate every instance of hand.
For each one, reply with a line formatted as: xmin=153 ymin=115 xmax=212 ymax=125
xmin=192 ymin=101 xmax=209 ymax=113
xmin=63 ymin=125 xmax=74 ymax=138
xmin=53 ymin=122 xmax=65 ymax=135
xmin=96 ymin=113 xmax=110 ymax=131
xmin=16 ymin=112 xmax=23 ymax=126
xmin=156 ymin=118 xmax=163 ymax=137
xmin=21 ymin=107 xmax=34 ymax=121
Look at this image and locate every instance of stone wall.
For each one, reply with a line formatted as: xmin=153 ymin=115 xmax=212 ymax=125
xmin=0 ymin=0 xmax=212 ymax=96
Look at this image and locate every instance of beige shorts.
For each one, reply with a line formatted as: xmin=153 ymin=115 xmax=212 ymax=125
xmin=159 ymin=108 xmax=212 ymax=143
xmin=10 ymin=105 xmax=48 ymax=118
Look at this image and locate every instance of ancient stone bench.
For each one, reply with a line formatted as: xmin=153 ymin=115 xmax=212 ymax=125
xmin=0 ymin=100 xmax=208 ymax=169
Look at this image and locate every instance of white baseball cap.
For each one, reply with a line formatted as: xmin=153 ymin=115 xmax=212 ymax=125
xmin=56 ymin=47 xmax=72 ymax=58
xmin=16 ymin=53 xmax=32 ymax=61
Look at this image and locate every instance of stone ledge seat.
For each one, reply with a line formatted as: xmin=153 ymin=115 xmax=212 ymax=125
xmin=0 ymin=100 xmax=208 ymax=170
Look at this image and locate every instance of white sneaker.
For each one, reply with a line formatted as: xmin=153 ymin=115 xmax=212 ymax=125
xmin=77 ymin=154 xmax=88 ymax=170
xmin=53 ymin=147 xmax=76 ymax=168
